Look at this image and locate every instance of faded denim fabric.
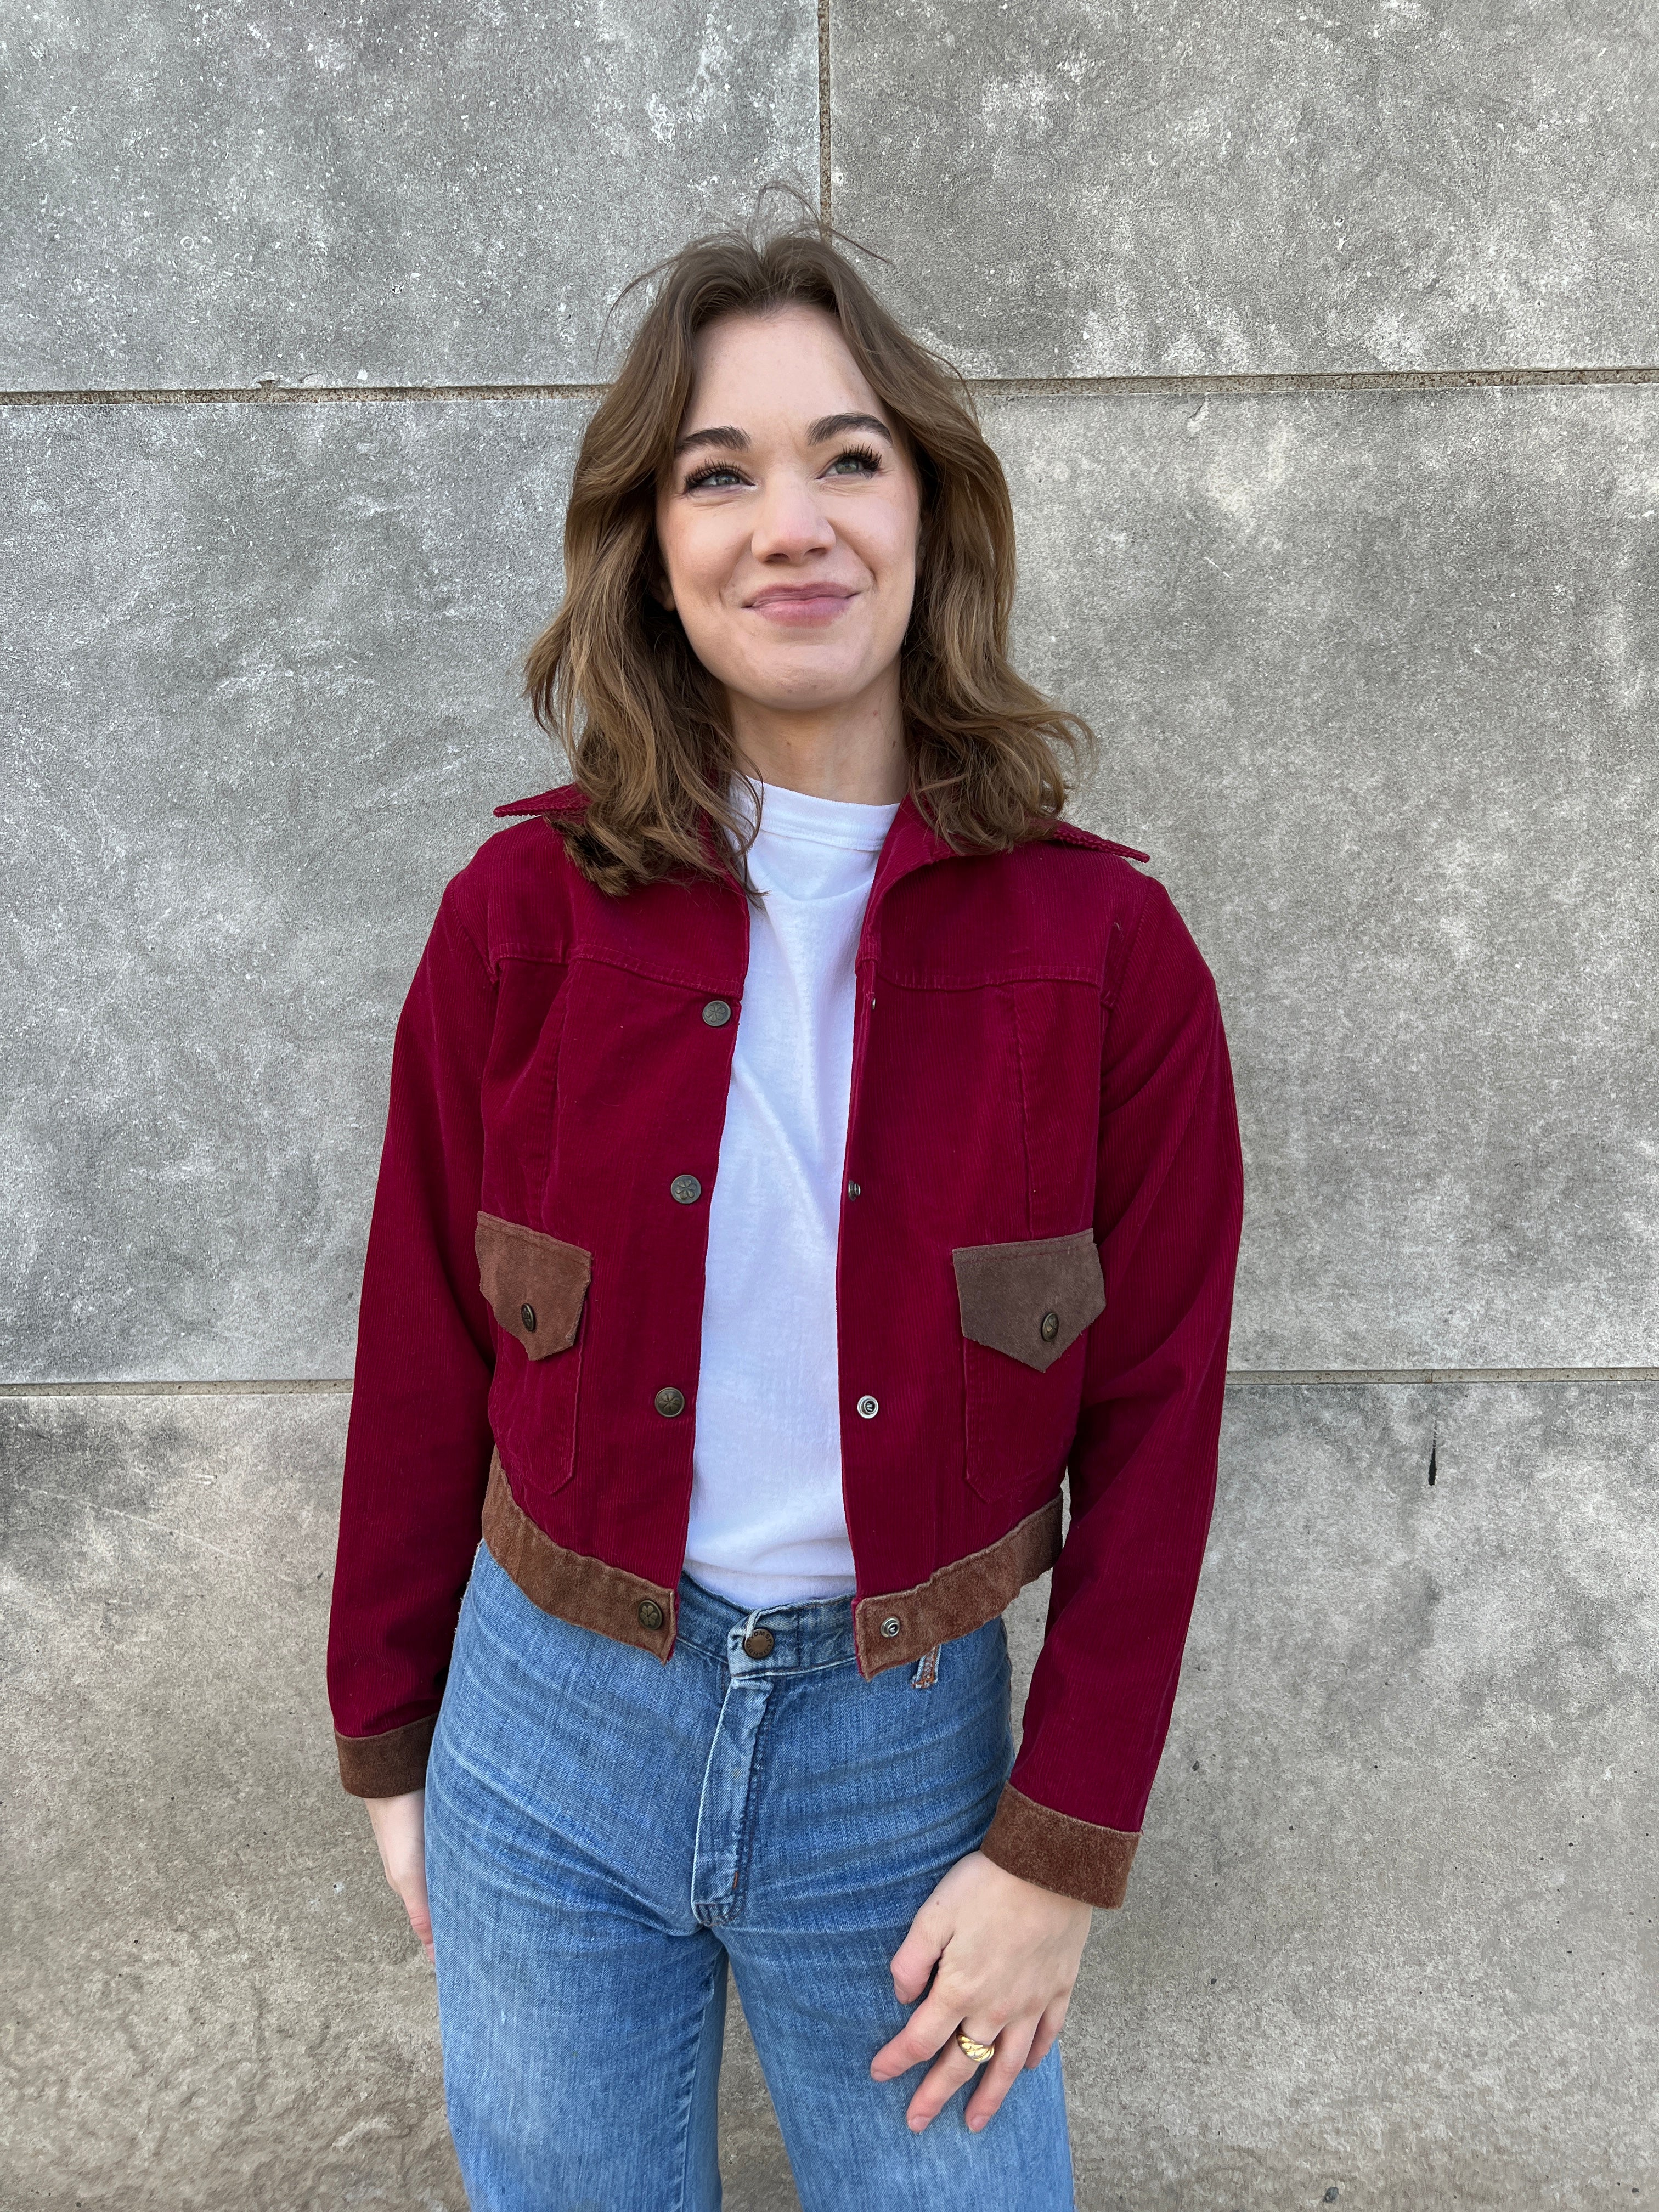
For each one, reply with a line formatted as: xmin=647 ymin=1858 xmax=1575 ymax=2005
xmin=425 ymin=1545 xmax=1076 ymax=2211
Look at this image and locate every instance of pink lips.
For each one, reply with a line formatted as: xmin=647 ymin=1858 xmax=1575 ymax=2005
xmin=746 ymin=582 xmax=857 ymax=627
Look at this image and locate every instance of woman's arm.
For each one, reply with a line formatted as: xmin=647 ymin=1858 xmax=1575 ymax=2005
xmin=877 ymin=872 xmax=1243 ymax=2129
xmin=328 ymin=882 xmax=500 ymax=1799
xmin=366 ymin=1790 xmax=434 ymax=1964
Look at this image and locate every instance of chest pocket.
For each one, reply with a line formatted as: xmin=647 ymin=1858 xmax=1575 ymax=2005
xmin=476 ymin=1212 xmax=591 ymax=1495
xmin=952 ymin=1232 xmax=1104 ymax=1502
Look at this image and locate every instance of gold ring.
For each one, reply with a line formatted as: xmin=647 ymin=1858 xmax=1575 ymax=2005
xmin=956 ymin=2031 xmax=996 ymax=2064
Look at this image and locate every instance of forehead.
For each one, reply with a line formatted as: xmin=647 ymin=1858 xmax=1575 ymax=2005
xmin=683 ymin=304 xmax=880 ymax=418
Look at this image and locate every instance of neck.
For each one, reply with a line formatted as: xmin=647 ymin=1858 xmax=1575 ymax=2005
xmin=727 ymin=668 xmax=907 ymax=805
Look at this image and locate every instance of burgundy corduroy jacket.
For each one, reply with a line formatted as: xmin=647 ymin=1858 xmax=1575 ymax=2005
xmin=327 ymin=783 xmax=1243 ymax=1909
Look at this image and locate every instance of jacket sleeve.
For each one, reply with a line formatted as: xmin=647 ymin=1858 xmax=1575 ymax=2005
xmin=326 ymin=883 xmax=499 ymax=1796
xmin=978 ymin=876 xmax=1243 ymax=1906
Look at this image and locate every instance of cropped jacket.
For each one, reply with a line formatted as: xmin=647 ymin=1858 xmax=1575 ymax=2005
xmin=327 ymin=783 xmax=1243 ymax=1909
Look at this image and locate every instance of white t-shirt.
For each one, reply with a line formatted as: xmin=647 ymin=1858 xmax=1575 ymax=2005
xmin=683 ymin=778 xmax=900 ymax=1609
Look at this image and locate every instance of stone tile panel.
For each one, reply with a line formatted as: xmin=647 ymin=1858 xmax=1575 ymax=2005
xmin=2 ymin=396 xmax=588 ymax=1383
xmin=2 ymin=2 xmax=817 ymax=390
xmin=5 ymin=1383 xmax=1653 ymax=2204
xmin=834 ymin=0 xmax=1659 ymax=378
xmin=1069 ymin=1378 xmax=1659 ymax=2204
xmin=988 ymin=382 xmax=1659 ymax=1369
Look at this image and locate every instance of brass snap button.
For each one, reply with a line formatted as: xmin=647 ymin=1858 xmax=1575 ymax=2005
xmin=520 ymin=1303 xmax=537 ymax=1333
xmin=1040 ymin=1310 xmax=1060 ymax=1343
xmin=856 ymin=1395 xmax=879 ymax=1419
xmin=702 ymin=999 xmax=732 ymax=1026
xmin=636 ymin=1598 xmax=664 ymax=1631
xmin=742 ymin=1627 xmax=775 ymax=1659
xmin=654 ymin=1386 xmax=686 ymax=1418
xmin=879 ymin=1616 xmax=902 ymax=1639
xmin=670 ymin=1173 xmax=703 ymax=1204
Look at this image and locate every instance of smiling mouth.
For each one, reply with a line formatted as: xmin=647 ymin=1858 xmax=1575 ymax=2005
xmin=746 ymin=584 xmax=857 ymax=625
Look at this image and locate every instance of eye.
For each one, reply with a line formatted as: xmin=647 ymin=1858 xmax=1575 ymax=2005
xmin=683 ymin=460 xmax=748 ymax=493
xmin=824 ymin=443 xmax=883 ymax=479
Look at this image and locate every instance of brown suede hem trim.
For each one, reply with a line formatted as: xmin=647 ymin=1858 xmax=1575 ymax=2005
xmin=335 ymin=1714 xmax=437 ymax=1799
xmin=978 ymin=1784 xmax=1140 ymax=1909
xmin=482 ymin=1450 xmax=676 ymax=1661
xmin=854 ymin=1495 xmax=1063 ymax=1677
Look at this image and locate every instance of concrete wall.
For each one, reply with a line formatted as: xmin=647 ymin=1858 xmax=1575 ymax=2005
xmin=3 ymin=4 xmax=1654 ymax=2205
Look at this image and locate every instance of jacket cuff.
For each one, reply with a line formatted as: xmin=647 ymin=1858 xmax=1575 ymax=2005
xmin=334 ymin=1714 xmax=438 ymax=1798
xmin=979 ymin=1783 xmax=1139 ymax=1908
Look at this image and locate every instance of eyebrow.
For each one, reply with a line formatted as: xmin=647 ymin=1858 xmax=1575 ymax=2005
xmin=672 ymin=422 xmax=750 ymax=458
xmin=671 ymin=411 xmax=895 ymax=460
xmin=807 ymin=411 xmax=894 ymax=446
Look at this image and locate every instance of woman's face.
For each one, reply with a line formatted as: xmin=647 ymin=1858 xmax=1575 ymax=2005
xmin=654 ymin=305 xmax=922 ymax=724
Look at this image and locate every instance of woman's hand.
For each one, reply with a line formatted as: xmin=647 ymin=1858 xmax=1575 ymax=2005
xmin=365 ymin=1789 xmax=434 ymax=1965
xmin=870 ymin=1850 xmax=1092 ymax=2133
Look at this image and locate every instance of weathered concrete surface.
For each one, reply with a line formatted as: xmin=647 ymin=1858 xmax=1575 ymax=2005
xmin=833 ymin=0 xmax=1659 ymax=379
xmin=988 ymin=382 xmax=1659 ymax=1372
xmin=0 ymin=3 xmax=816 ymax=390
xmin=1058 ymin=1379 xmax=1659 ymax=2208
xmin=5 ymin=1384 xmax=1652 ymax=2207
xmin=1 ymin=397 xmax=588 ymax=1385
xmin=8 ymin=386 xmax=1655 ymax=1385
xmin=0 ymin=1388 xmax=791 ymax=2208
xmin=0 ymin=1389 xmax=459 ymax=2209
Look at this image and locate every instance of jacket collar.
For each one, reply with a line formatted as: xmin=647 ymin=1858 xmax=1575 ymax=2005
xmin=493 ymin=785 xmax=1148 ymax=894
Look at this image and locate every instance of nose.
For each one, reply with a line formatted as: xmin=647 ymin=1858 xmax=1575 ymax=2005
xmin=750 ymin=469 xmax=835 ymax=563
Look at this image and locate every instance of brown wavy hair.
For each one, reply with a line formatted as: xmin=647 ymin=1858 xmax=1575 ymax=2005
xmin=524 ymin=219 xmax=1093 ymax=895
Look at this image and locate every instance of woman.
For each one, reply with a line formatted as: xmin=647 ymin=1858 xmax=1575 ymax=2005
xmin=328 ymin=222 xmax=1242 ymax=2209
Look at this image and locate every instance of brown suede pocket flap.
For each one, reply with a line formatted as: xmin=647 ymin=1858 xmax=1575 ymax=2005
xmin=952 ymin=1230 xmax=1105 ymax=1373
xmin=476 ymin=1212 xmax=591 ymax=1360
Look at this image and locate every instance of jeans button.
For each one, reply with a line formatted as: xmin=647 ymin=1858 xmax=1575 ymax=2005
xmin=742 ymin=1627 xmax=775 ymax=1659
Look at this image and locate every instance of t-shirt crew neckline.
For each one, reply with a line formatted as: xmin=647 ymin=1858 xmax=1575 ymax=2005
xmin=739 ymin=777 xmax=901 ymax=854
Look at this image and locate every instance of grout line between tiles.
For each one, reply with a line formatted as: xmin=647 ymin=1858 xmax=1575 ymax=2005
xmin=0 ymin=1379 xmax=356 ymax=1397
xmin=1228 ymin=1367 xmax=1659 ymax=1386
xmin=3 ymin=365 xmax=1657 ymax=410
xmin=3 ymin=1368 xmax=1655 ymax=1400
xmin=818 ymin=0 xmax=832 ymax=225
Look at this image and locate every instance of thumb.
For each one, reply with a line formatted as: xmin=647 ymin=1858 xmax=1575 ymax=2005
xmin=889 ymin=1893 xmax=952 ymax=2004
xmin=398 ymin=1866 xmax=435 ymax=1967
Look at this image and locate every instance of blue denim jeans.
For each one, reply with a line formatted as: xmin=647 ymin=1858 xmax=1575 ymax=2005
xmin=425 ymin=1544 xmax=1076 ymax=2210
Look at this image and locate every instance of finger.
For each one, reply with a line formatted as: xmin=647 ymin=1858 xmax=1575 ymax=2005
xmin=870 ymin=1988 xmax=970 ymax=2081
xmin=964 ymin=2016 xmax=1037 ymax=2131
xmin=397 ymin=1868 xmax=435 ymax=1965
xmin=904 ymin=2040 xmax=982 ymax=2132
xmin=1024 ymin=1996 xmax=1069 ymax=2070
xmin=888 ymin=1898 xmax=952 ymax=2003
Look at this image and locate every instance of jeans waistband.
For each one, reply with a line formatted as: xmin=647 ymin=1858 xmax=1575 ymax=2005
xmin=674 ymin=1572 xmax=861 ymax=1675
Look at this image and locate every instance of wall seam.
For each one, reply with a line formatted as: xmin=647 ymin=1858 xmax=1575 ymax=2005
xmin=5 ymin=364 xmax=1658 ymax=410
xmin=4 ymin=1368 xmax=1655 ymax=1398
xmin=818 ymin=0 xmax=832 ymax=225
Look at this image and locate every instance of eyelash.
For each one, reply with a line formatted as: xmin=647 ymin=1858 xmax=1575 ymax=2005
xmin=681 ymin=442 xmax=884 ymax=494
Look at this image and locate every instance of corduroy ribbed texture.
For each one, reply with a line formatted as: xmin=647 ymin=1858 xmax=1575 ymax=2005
xmin=326 ymin=785 xmax=1243 ymax=1902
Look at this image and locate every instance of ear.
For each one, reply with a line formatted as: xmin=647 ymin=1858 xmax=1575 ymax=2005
xmin=644 ymin=544 xmax=676 ymax=612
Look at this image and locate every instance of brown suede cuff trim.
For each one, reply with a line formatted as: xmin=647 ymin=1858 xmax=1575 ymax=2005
xmin=854 ymin=1495 xmax=1063 ymax=1677
xmin=335 ymin=1714 xmax=437 ymax=1799
xmin=482 ymin=1451 xmax=676 ymax=1661
xmin=979 ymin=1784 xmax=1140 ymax=1909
